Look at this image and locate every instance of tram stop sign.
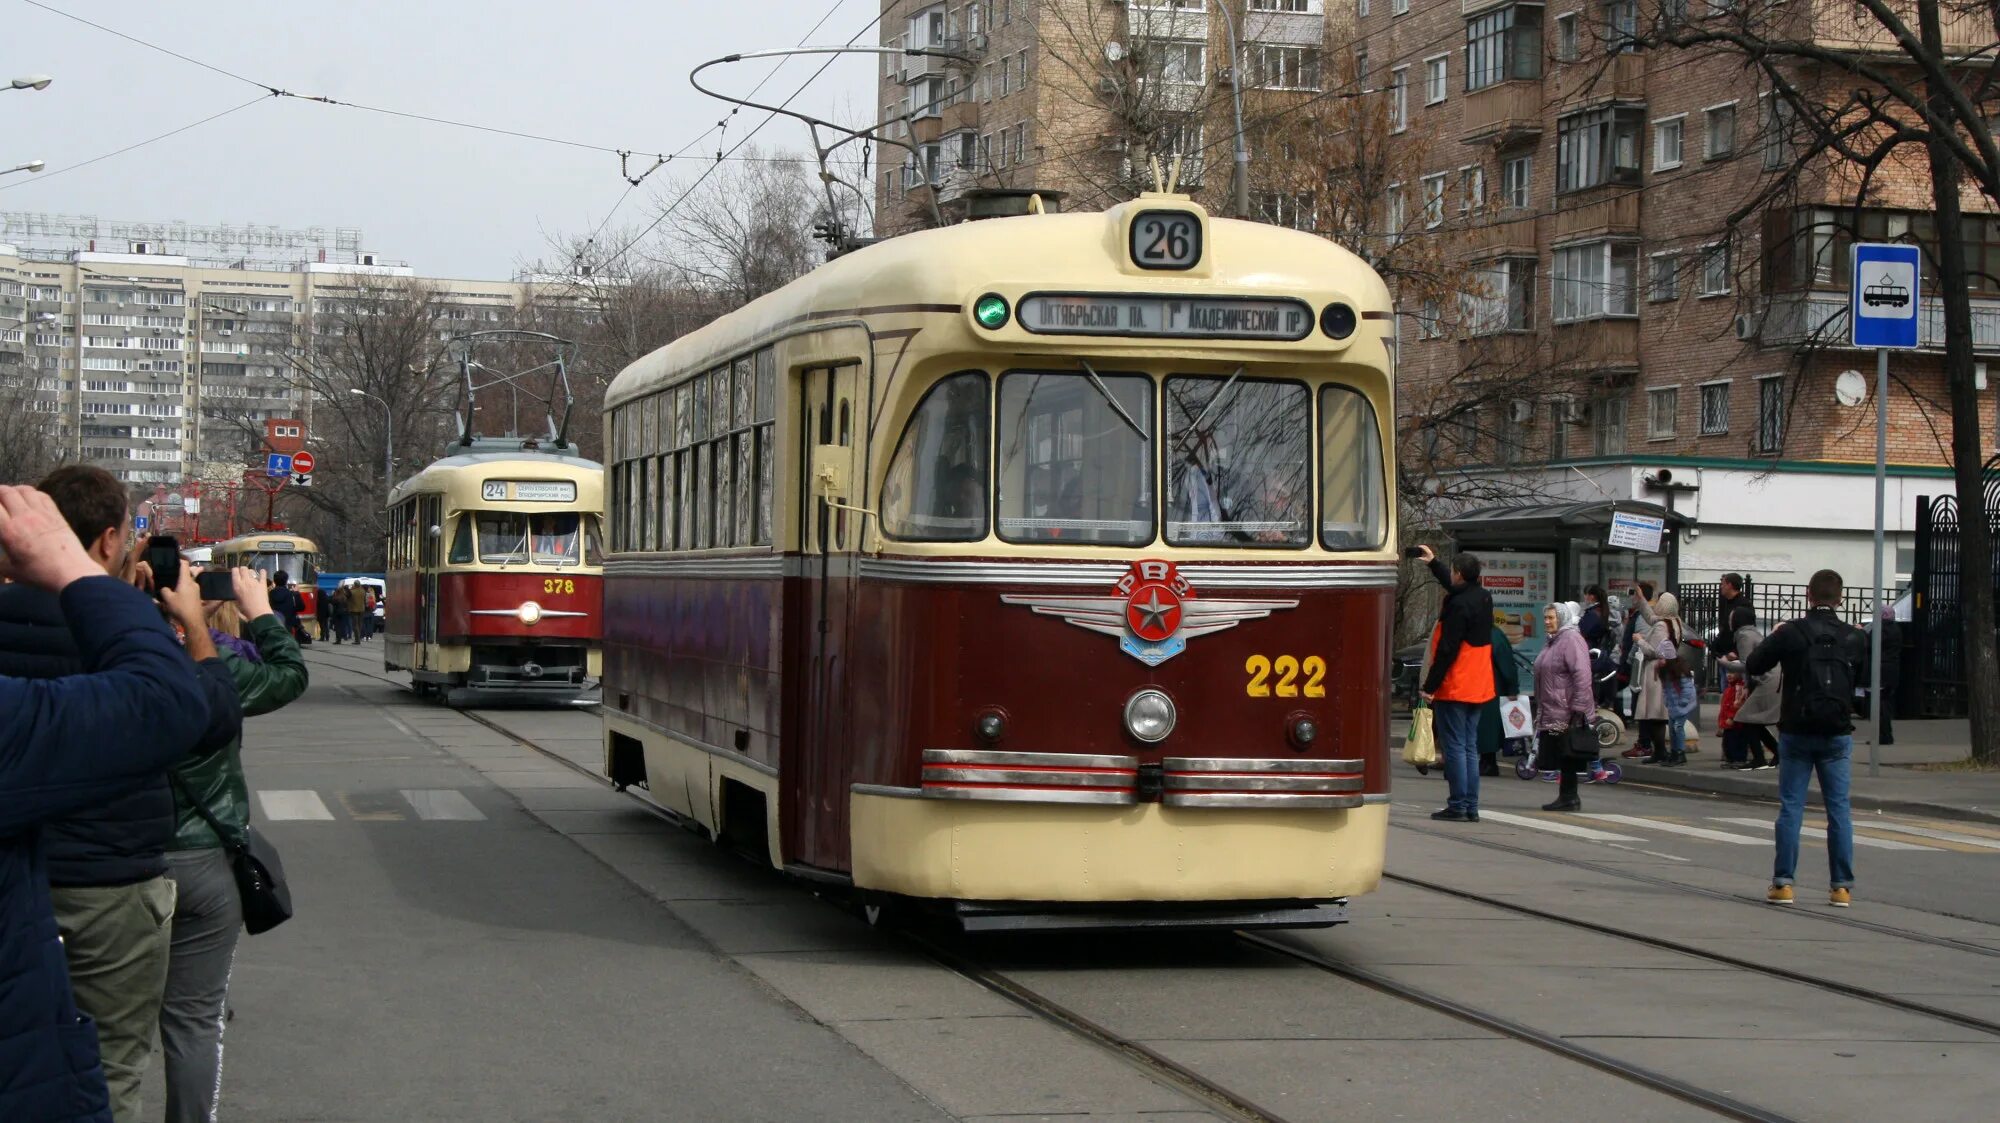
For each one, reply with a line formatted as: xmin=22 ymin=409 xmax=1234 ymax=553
xmin=1851 ymin=243 xmax=1921 ymax=350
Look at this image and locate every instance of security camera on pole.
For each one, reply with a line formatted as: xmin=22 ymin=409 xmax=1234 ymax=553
xmin=1851 ymin=242 xmax=1921 ymax=776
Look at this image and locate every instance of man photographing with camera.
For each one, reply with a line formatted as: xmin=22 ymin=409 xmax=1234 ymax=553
xmin=0 ymin=470 xmax=242 ymax=1123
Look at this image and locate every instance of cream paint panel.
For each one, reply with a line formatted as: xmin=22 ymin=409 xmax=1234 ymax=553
xmin=586 ymin=649 xmax=602 ymax=678
xmin=604 ymin=713 xmax=783 ymax=865
xmin=850 ymin=795 xmax=1386 ymax=902
xmin=710 ymin=757 xmax=785 ymax=870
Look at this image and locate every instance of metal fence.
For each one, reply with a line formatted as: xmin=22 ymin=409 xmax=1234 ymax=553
xmin=1677 ymin=580 xmax=1876 ymax=641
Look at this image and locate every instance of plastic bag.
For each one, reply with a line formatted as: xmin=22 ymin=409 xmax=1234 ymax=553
xmin=1403 ymin=703 xmax=1439 ymax=774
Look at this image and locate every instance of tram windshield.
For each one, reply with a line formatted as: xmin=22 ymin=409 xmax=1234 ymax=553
xmin=1320 ymin=386 xmax=1387 ymax=550
xmin=996 ymin=370 xmax=1153 ymax=545
xmin=1166 ymin=375 xmax=1311 ymax=547
xmin=881 ymin=371 xmax=989 ymax=541
xmin=243 ymin=552 xmax=311 ymax=583
xmin=459 ymin=512 xmax=587 ymax=566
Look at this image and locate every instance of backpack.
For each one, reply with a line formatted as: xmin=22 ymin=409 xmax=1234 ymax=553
xmin=1793 ymin=614 xmax=1861 ymax=734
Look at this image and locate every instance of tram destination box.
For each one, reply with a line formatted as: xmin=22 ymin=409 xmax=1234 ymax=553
xmin=1018 ymin=293 xmax=1314 ymax=341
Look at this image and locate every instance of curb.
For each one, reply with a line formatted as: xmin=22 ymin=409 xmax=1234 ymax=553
xmin=1618 ymin=762 xmax=2000 ymax=827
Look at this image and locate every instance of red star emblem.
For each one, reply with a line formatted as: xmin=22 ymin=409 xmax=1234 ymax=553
xmin=1124 ymin=583 xmax=1183 ymax=643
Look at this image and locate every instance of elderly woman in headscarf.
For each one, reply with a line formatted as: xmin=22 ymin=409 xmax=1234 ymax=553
xmin=1533 ymin=601 xmax=1598 ymax=810
xmin=1630 ymin=590 xmax=1686 ymax=764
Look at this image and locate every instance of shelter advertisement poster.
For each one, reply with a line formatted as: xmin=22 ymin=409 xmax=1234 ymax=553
xmin=1470 ymin=551 xmax=1556 ymax=658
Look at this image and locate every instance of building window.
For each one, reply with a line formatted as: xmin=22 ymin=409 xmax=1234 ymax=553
xmin=1755 ymin=376 xmax=1784 ymax=454
xmin=1358 ymin=0 xmax=1370 ymax=16
xmin=1254 ymin=191 xmax=1317 ymax=229
xmin=1699 ymin=242 xmax=1730 ymax=295
xmin=957 ymin=131 xmax=978 ymax=168
xmin=1467 ymin=256 xmax=1537 ymax=333
xmin=1705 ymin=102 xmax=1736 ymax=159
xmin=1460 ymin=165 xmax=1485 ymax=213
xmin=1654 ymin=115 xmax=1685 ymax=170
xmin=1385 ymin=184 xmax=1406 ymax=243
xmin=1552 ymin=241 xmax=1639 ymax=321
xmin=1251 ymin=44 xmax=1323 ymax=90
xmin=1012 ymin=123 xmax=1027 ymax=165
xmin=1422 ymin=173 xmax=1448 ymax=228
xmin=1149 ymin=40 xmax=1206 ymax=85
xmin=1466 ymin=5 xmax=1543 ymax=92
xmin=1425 ymin=55 xmax=1449 ymax=104
xmin=1761 ymin=92 xmax=1795 ymax=169
xmin=1393 ymin=0 xmax=1409 ymax=14
xmin=1418 ymin=298 xmax=1447 ymax=339
xmin=1389 ymin=67 xmax=1409 ymax=131
xmin=1557 ymin=105 xmax=1644 ymax=192
xmin=1501 ymin=154 xmax=1532 ymax=208
xmin=1649 ymin=252 xmax=1680 ymax=301
xmin=1699 ymin=380 xmax=1731 ymax=435
xmin=1249 ymin=0 xmax=1317 ymax=9
xmin=1603 ymin=0 xmax=1637 ymax=52
xmin=1647 ymin=387 xmax=1678 ymax=439
xmin=1555 ymin=12 xmax=1579 ymax=61
xmin=1594 ymin=395 xmax=1628 ymax=455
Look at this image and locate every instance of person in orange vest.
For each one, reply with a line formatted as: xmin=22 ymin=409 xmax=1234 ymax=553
xmin=1414 ymin=545 xmax=1498 ymax=822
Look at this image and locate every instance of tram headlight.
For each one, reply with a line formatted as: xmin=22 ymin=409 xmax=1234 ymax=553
xmin=973 ymin=293 xmax=1011 ymax=330
xmin=517 ymin=601 xmax=543 ymax=625
xmin=1320 ymin=302 xmax=1358 ymax=340
xmin=1123 ymin=689 xmax=1177 ymax=744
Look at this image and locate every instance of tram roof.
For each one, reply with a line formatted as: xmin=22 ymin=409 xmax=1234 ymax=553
xmin=606 ymin=196 xmax=1393 ymax=408
xmin=213 ymin=532 xmax=318 ymax=552
xmin=387 ymin=448 xmax=603 ymax=508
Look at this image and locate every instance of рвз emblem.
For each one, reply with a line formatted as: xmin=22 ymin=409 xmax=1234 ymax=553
xmin=1001 ymin=560 xmax=1298 ymax=667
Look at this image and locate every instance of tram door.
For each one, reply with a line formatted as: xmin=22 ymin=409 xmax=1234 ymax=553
xmin=415 ymin=494 xmax=443 ymax=668
xmin=788 ymin=363 xmax=863 ymax=867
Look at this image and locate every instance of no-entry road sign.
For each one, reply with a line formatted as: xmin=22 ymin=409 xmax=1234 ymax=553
xmin=291 ymin=450 xmax=316 ymax=474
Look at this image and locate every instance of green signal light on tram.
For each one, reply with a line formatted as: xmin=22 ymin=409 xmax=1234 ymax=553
xmin=974 ymin=293 xmax=1010 ymax=330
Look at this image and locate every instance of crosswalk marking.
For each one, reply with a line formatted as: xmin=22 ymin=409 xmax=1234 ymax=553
xmin=1475 ymin=809 xmax=1645 ymax=842
xmin=1848 ymin=820 xmax=2000 ymax=851
xmin=257 ymin=790 xmax=334 ymax=821
xmin=399 ymin=789 xmax=486 ymax=821
xmin=1709 ymin=816 xmax=1938 ymax=852
xmin=1581 ymin=814 xmax=1765 ymax=845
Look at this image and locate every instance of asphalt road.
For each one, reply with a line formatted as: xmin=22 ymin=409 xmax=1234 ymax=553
xmin=196 ymin=644 xmax=2000 ymax=1122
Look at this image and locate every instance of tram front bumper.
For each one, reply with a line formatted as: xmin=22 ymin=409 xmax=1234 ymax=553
xmin=848 ymin=786 xmax=1387 ymax=904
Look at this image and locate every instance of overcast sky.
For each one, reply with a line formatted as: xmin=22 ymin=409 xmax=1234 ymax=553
xmin=2 ymin=0 xmax=877 ymax=279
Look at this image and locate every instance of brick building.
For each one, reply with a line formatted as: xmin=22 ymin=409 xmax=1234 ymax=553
xmin=870 ymin=2 xmax=2000 ymax=589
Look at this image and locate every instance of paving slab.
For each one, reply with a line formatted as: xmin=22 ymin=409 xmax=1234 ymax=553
xmin=740 ymin=948 xmax=1020 ymax=1023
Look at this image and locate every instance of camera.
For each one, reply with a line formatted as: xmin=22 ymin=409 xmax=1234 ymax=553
xmin=143 ymin=536 xmax=180 ymax=598
xmin=1403 ymin=545 xmax=1428 ymax=559
xmin=196 ymin=570 xmax=236 ymax=601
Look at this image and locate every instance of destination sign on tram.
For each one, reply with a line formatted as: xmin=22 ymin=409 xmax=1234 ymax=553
xmin=1018 ymin=293 xmax=1313 ymax=341
xmin=482 ymin=480 xmax=578 ymax=503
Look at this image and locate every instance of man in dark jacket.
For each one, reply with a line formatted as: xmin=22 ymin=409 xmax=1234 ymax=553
xmin=1716 ymin=573 xmax=1758 ymax=659
xmin=0 ymin=483 xmax=216 ymax=1123
xmin=1745 ymin=569 xmax=1867 ymax=909
xmin=269 ymin=570 xmax=304 ymax=643
xmin=0 ymin=468 xmax=244 ymax=1123
xmin=1414 ymin=545 xmax=1497 ymax=822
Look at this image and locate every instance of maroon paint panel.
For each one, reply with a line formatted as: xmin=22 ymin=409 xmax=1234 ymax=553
xmin=384 ymin=570 xmax=417 ymax=639
xmin=602 ymin=572 xmax=782 ymax=770
xmin=433 ymin=572 xmax=603 ymax=643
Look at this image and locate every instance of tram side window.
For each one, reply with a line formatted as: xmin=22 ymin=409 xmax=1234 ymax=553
xmin=1320 ymin=386 xmax=1389 ymax=551
xmin=448 ymin=517 xmax=475 ymax=565
xmin=881 ymin=371 xmax=990 ymax=542
xmin=996 ymin=370 xmax=1153 ymax=545
xmin=1165 ymin=376 xmax=1311 ymax=548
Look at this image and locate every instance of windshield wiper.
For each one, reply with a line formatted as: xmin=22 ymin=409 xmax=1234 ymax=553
xmin=1182 ymin=364 xmax=1245 ymax=443
xmin=1077 ymin=359 xmax=1147 ymax=440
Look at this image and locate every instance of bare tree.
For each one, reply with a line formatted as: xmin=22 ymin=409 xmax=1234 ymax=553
xmin=0 ymin=362 xmax=70 ymax=484
xmin=655 ymin=149 xmax=840 ymax=306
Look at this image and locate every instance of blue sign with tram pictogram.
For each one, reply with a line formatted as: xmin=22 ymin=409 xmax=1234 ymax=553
xmin=1851 ymin=243 xmax=1921 ymax=349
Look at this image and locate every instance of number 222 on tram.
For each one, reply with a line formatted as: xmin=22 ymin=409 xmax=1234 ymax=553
xmin=599 ymin=195 xmax=1395 ymax=930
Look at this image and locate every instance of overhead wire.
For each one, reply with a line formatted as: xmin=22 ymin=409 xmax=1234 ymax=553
xmin=0 ymin=93 xmax=270 ymax=192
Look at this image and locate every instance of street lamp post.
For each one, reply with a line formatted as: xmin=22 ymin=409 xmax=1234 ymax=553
xmin=350 ymin=388 xmax=393 ymax=487
xmin=1211 ymin=1 xmax=1251 ymax=218
xmin=7 ymin=75 xmax=53 ymax=92
xmin=1 ymin=160 xmax=45 ymax=178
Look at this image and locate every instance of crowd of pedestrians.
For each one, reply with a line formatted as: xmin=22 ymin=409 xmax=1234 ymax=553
xmin=323 ymin=580 xmax=378 ymax=644
xmin=0 ymin=467 xmax=308 ymax=1123
xmin=1411 ymin=550 xmax=1874 ymax=911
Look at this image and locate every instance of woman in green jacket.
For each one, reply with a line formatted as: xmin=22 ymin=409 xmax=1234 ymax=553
xmin=1477 ymin=625 xmax=1521 ymax=777
xmin=160 ymin=568 xmax=309 ymax=1123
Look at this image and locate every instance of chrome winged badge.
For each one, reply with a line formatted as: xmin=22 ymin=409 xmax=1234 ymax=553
xmin=1000 ymin=559 xmax=1298 ymax=667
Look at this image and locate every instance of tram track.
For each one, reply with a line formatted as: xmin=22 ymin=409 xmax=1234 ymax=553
xmin=312 ymin=649 xmax=1982 ymax=1121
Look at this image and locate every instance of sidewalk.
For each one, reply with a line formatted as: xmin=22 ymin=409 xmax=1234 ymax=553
xmin=1391 ymin=710 xmax=2000 ymax=825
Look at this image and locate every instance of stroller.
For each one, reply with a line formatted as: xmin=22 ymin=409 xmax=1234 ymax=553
xmin=1513 ymin=659 xmax=1626 ymax=784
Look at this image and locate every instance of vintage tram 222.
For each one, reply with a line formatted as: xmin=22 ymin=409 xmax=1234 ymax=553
xmin=600 ymin=193 xmax=1396 ymax=930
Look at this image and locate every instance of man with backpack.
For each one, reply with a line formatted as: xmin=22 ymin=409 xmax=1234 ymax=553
xmin=1745 ymin=569 xmax=1868 ymax=908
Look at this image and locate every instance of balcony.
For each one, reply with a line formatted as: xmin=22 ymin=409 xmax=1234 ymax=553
xmin=1459 ymin=210 xmax=1540 ymax=258
xmin=1759 ymin=290 xmax=2000 ymax=354
xmin=1551 ymin=50 xmax=1645 ymax=110
xmin=1550 ymin=318 xmax=1640 ymax=372
xmin=1460 ymin=80 xmax=1544 ymax=146
xmin=1551 ymin=189 xmax=1641 ymax=241
xmin=1809 ymin=1 xmax=1990 ymax=56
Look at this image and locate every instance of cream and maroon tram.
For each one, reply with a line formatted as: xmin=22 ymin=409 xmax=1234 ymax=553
xmin=212 ymin=532 xmax=322 ymax=615
xmin=383 ymin=445 xmax=604 ymax=706
xmin=599 ymin=193 xmax=1395 ymax=930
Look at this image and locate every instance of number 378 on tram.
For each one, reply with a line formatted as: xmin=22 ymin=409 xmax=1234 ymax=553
xmin=599 ymin=193 xmax=1395 ymax=930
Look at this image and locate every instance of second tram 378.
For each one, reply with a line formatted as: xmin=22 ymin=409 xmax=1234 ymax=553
xmin=383 ymin=446 xmax=605 ymax=706
xmin=599 ymin=193 xmax=1395 ymax=930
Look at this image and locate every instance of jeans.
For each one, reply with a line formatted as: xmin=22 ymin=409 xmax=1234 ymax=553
xmin=1668 ymin=715 xmax=1688 ymax=758
xmin=1433 ymin=700 xmax=1482 ymax=814
xmin=1773 ymin=733 xmax=1855 ymax=889
xmin=52 ymin=876 xmax=177 ymax=1123
xmin=162 ymin=848 xmax=242 ymax=1123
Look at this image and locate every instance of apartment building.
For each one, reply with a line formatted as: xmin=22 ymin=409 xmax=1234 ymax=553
xmin=1358 ymin=0 xmax=2000 ymax=587
xmin=0 ymin=230 xmax=528 ymax=485
xmin=874 ymin=0 xmax=1341 ymax=232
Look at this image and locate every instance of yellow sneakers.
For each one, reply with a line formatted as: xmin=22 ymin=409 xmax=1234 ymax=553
xmin=1829 ymin=887 xmax=1852 ymax=908
xmin=1767 ymin=884 xmax=1795 ymax=905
